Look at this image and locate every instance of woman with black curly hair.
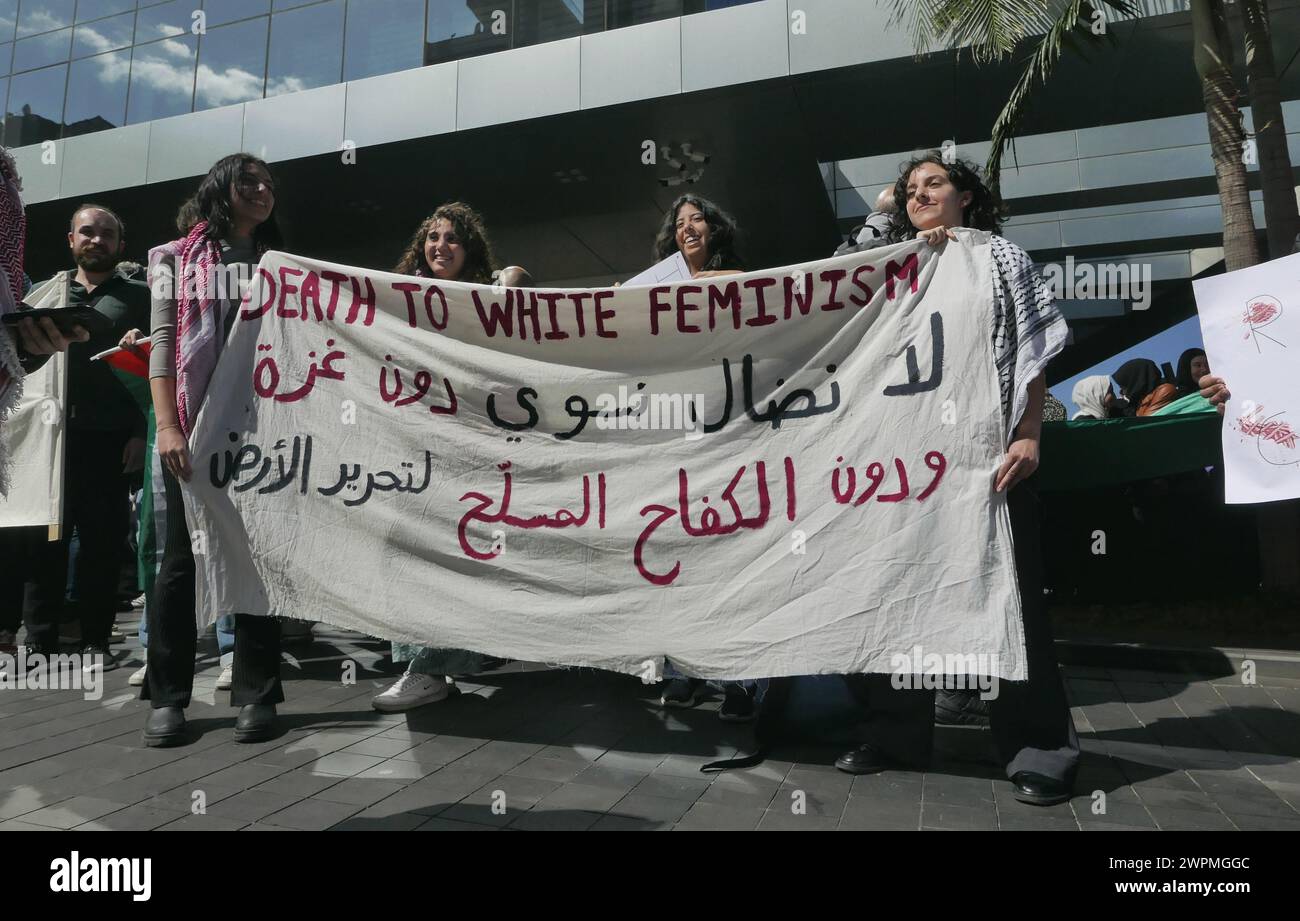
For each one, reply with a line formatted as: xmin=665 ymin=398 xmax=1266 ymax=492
xmin=652 ymin=194 xmax=743 ymax=278
xmin=372 ymin=202 xmax=529 ymax=712
xmin=833 ymin=153 xmax=1079 ymax=807
xmin=647 ymin=194 xmax=766 ymax=722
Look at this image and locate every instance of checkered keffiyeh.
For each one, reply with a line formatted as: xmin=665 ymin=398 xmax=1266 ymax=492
xmin=148 ymin=222 xmax=226 ymax=437
xmin=0 ymin=146 xmax=26 ymax=495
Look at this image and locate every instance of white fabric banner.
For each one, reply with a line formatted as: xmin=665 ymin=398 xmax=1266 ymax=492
xmin=1193 ymin=253 xmax=1300 ymax=504
xmin=186 ymin=231 xmax=1026 ymax=680
xmin=0 ymin=351 xmax=66 ymax=530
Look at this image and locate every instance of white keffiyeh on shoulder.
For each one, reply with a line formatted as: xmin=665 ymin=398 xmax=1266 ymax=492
xmin=989 ymin=234 xmax=1069 ymax=444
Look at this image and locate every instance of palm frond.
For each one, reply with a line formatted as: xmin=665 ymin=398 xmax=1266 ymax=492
xmin=884 ymin=0 xmax=957 ymax=58
xmin=937 ymin=0 xmax=1059 ymax=64
xmin=986 ymin=1 xmax=1139 ymax=186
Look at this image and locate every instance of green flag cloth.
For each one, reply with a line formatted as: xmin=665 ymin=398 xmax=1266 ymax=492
xmin=1039 ymin=409 xmax=1222 ymax=491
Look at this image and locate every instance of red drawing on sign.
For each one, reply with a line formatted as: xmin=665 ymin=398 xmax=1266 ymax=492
xmin=1234 ymin=406 xmax=1299 ymax=468
xmin=1241 ymin=295 xmax=1286 ymax=352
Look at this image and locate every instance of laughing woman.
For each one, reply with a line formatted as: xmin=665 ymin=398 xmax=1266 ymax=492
xmin=833 ymin=153 xmax=1079 ymax=807
xmin=371 ymin=202 xmax=529 ymax=712
xmin=648 ymin=194 xmax=765 ymax=722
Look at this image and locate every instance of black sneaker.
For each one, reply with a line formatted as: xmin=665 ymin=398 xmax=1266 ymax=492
xmin=80 ymin=644 xmax=120 ymax=673
xmin=718 ymin=684 xmax=756 ymax=722
xmin=659 ymin=677 xmax=703 ymax=708
xmin=934 ymin=688 xmax=990 ymax=726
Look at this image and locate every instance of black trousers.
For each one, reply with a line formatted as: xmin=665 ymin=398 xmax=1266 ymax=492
xmin=0 ymin=429 xmax=131 ymax=649
xmin=142 ymin=463 xmax=283 ymax=709
xmin=846 ymin=478 xmax=1080 ymax=784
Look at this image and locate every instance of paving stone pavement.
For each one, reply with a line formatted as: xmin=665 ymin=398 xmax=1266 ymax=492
xmin=2 ymin=616 xmax=1299 ymax=831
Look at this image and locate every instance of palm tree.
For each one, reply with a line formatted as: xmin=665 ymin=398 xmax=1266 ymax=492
xmin=891 ymin=1 xmax=1297 ymax=591
xmin=1240 ymin=0 xmax=1299 ymax=259
xmin=1192 ymin=0 xmax=1260 ymax=271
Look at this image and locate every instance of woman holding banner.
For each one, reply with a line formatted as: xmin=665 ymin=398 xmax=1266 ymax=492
xmin=831 ymin=153 xmax=1079 ymax=806
xmin=372 ymin=202 xmax=530 ymax=712
xmin=131 ymin=154 xmax=287 ymax=747
xmin=649 ymin=194 xmax=764 ymax=722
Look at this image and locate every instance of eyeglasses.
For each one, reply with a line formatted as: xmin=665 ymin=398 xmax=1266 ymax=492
xmin=236 ymin=174 xmax=275 ymax=196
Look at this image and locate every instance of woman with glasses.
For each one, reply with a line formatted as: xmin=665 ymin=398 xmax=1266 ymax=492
xmin=371 ymin=202 xmax=531 ymax=712
xmin=128 ymin=153 xmax=287 ymax=747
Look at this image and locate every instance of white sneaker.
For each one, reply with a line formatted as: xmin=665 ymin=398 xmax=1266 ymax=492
xmin=371 ymin=673 xmax=451 ymax=712
xmin=128 ymin=663 xmax=147 ymax=686
xmin=216 ymin=665 xmax=233 ymax=690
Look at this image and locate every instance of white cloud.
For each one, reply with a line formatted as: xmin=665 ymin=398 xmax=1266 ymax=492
xmin=196 ymin=63 xmax=265 ymax=107
xmin=265 ymin=75 xmax=309 ymax=98
xmin=74 ymin=25 xmax=118 ymax=57
xmin=17 ymin=10 xmax=70 ymax=37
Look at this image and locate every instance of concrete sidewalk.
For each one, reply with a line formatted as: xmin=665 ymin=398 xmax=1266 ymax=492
xmin=1 ymin=615 xmax=1298 ymax=831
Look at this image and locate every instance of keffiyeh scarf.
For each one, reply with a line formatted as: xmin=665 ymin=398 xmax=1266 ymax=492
xmin=0 ymin=146 xmax=27 ymax=495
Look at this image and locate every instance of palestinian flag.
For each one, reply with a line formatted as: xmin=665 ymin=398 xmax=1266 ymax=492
xmin=94 ymin=341 xmax=163 ymax=603
xmin=102 ymin=340 xmax=152 ymax=414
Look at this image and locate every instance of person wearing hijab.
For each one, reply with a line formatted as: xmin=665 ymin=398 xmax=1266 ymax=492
xmin=1174 ymin=348 xmax=1209 ymax=398
xmin=1113 ymin=358 xmax=1178 ymax=416
xmin=1071 ymin=375 xmax=1117 ymax=420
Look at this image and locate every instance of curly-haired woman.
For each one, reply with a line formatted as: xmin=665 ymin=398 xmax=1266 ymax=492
xmin=372 ymin=202 xmax=529 ymax=712
xmin=834 ymin=153 xmax=1079 ymax=807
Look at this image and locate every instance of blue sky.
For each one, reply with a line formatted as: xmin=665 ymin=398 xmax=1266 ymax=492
xmin=1050 ymin=316 xmax=1206 ymax=417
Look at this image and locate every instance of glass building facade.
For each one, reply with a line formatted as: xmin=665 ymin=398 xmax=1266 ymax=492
xmin=0 ymin=0 xmax=760 ymax=147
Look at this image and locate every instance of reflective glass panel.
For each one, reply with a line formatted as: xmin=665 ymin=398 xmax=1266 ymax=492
xmin=135 ymin=0 xmax=192 ymax=42
xmin=4 ymin=63 xmax=66 ymax=145
xmin=0 ymin=1 xmax=16 ymax=42
xmin=609 ymin=0 xmax=683 ymax=28
xmin=17 ymin=0 xmax=75 ymax=37
xmin=343 ymin=0 xmax=422 ymax=82
xmin=126 ymin=33 xmax=196 ymax=122
xmin=266 ymin=0 xmax=341 ymax=97
xmin=75 ymin=1 xmax=137 ymax=23
xmin=195 ymin=16 xmax=266 ymax=110
xmin=425 ymin=0 xmax=507 ymax=65
xmin=202 ymin=0 xmax=270 ymax=27
xmin=73 ymin=9 xmax=133 ymax=57
xmin=63 ymin=47 xmax=129 ymax=134
xmin=12 ymin=25 xmax=70 ymax=70
xmin=515 ymin=0 xmax=602 ymax=45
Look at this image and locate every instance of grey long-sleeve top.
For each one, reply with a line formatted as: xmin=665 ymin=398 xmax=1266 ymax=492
xmin=149 ymin=238 xmax=257 ymax=378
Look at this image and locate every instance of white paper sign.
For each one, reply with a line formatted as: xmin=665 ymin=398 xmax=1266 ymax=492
xmin=623 ymin=252 xmax=691 ymax=288
xmin=1193 ymin=254 xmax=1300 ymax=503
xmin=184 ymin=232 xmax=1026 ymax=680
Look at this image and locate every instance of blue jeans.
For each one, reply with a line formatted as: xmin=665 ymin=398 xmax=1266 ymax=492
xmin=392 ymin=643 xmax=490 ymax=677
xmin=139 ymin=610 xmax=234 ymax=663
